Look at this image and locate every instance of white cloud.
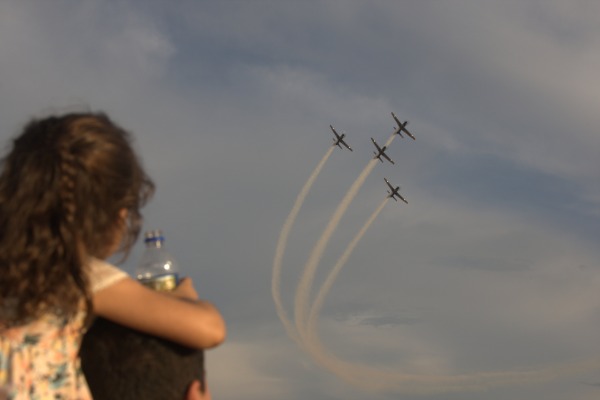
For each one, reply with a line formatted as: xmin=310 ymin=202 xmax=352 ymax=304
xmin=207 ymin=341 xmax=292 ymax=400
xmin=0 ymin=0 xmax=176 ymax=132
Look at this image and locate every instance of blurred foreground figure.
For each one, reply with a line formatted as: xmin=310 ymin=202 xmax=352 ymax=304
xmin=80 ymin=317 xmax=210 ymax=400
xmin=0 ymin=112 xmax=224 ymax=398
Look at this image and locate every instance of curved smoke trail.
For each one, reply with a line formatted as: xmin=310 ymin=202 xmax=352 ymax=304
xmin=294 ymin=158 xmax=378 ymax=341
xmin=272 ymin=146 xmax=335 ymax=343
xmin=296 ymin=170 xmax=600 ymax=393
xmin=306 ymin=198 xmax=389 ymax=345
xmin=294 ymin=134 xmax=397 ymax=340
xmin=275 ymin=131 xmax=600 ymax=394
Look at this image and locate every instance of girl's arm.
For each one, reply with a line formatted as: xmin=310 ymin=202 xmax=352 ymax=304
xmin=92 ymin=277 xmax=226 ymax=349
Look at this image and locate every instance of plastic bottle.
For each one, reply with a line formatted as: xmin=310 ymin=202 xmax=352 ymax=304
xmin=136 ymin=229 xmax=180 ymax=291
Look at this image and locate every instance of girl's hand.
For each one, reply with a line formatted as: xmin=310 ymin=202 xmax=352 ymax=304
xmin=172 ymin=277 xmax=198 ymax=300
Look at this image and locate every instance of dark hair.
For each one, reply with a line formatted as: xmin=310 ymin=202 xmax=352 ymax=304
xmin=0 ymin=112 xmax=154 ymax=325
xmin=80 ymin=317 xmax=206 ymax=400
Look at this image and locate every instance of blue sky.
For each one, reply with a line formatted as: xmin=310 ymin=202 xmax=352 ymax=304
xmin=1 ymin=1 xmax=600 ymax=399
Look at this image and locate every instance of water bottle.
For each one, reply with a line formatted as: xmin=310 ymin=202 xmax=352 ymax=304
xmin=136 ymin=229 xmax=180 ymax=291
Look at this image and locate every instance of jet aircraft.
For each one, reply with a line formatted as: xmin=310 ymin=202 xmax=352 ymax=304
xmin=329 ymin=125 xmax=353 ymax=151
xmin=391 ymin=112 xmax=416 ymax=140
xmin=385 ymin=178 xmax=408 ymax=204
xmin=371 ymin=138 xmax=395 ymax=164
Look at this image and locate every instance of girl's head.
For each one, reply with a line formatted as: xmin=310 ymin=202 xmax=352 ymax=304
xmin=0 ymin=112 xmax=154 ymax=324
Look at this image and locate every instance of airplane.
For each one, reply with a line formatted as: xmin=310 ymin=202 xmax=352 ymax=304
xmin=391 ymin=112 xmax=416 ymax=140
xmin=384 ymin=178 xmax=408 ymax=204
xmin=329 ymin=125 xmax=353 ymax=151
xmin=371 ymin=137 xmax=395 ymax=164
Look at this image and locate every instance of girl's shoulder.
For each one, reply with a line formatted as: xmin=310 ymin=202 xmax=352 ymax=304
xmin=88 ymin=257 xmax=130 ymax=293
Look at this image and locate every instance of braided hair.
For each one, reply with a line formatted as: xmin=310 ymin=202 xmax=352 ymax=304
xmin=0 ymin=112 xmax=154 ymax=326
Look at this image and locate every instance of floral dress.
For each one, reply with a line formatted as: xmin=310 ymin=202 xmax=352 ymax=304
xmin=0 ymin=312 xmax=91 ymax=399
xmin=0 ymin=259 xmax=128 ymax=399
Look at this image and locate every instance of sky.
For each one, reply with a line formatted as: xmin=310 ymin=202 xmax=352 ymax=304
xmin=1 ymin=1 xmax=600 ymax=399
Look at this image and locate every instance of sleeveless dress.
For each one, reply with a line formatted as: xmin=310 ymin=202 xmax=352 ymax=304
xmin=0 ymin=259 xmax=128 ymax=400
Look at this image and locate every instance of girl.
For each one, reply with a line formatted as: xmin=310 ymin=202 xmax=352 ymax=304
xmin=0 ymin=112 xmax=226 ymax=399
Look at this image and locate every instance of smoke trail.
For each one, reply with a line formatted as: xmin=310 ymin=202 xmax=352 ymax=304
xmin=272 ymin=146 xmax=335 ymax=343
xmin=294 ymin=134 xmax=398 ymax=342
xmin=306 ymin=198 xmax=389 ymax=345
xmin=297 ymin=196 xmax=600 ymax=393
xmin=294 ymin=134 xmax=398 ymax=339
xmin=304 ymin=284 xmax=600 ymax=393
xmin=275 ymin=131 xmax=600 ymax=394
xmin=384 ymin=135 xmax=395 ymax=147
xmin=294 ymin=159 xmax=377 ymax=340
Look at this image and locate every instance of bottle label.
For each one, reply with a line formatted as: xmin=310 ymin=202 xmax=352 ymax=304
xmin=139 ymin=273 xmax=179 ymax=292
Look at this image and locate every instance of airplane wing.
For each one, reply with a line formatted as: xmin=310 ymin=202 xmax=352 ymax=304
xmin=371 ymin=137 xmax=382 ymax=152
xmin=340 ymin=138 xmax=353 ymax=151
xmin=391 ymin=112 xmax=402 ymax=126
xmin=384 ymin=178 xmax=395 ymax=191
xmin=402 ymin=127 xmax=416 ymax=140
xmin=396 ymin=193 xmax=408 ymax=204
xmin=330 ymin=125 xmax=341 ymax=139
xmin=382 ymin=151 xmax=395 ymax=165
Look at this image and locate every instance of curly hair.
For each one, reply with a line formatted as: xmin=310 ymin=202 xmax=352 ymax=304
xmin=0 ymin=112 xmax=154 ymax=326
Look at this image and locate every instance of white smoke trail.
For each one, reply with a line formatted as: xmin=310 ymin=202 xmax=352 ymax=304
xmin=294 ymin=134 xmax=397 ymax=340
xmin=290 ymin=135 xmax=600 ymax=394
xmin=297 ymin=187 xmax=600 ymax=392
xmin=384 ymin=135 xmax=395 ymax=147
xmin=306 ymin=198 xmax=389 ymax=345
xmin=272 ymin=146 xmax=335 ymax=343
xmin=294 ymin=159 xmax=378 ymax=341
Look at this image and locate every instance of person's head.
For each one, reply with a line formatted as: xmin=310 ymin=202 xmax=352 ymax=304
xmin=0 ymin=112 xmax=154 ymax=325
xmin=80 ymin=317 xmax=207 ymax=400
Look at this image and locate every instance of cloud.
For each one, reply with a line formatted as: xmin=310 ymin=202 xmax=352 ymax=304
xmin=2 ymin=1 xmax=600 ymax=399
xmin=173 ymin=0 xmax=600 ymax=214
xmin=0 ymin=0 xmax=176 ymax=128
xmin=207 ymin=341 xmax=292 ymax=400
xmin=304 ymin=189 xmax=600 ymax=374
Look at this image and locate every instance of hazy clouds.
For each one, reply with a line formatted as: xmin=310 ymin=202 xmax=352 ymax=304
xmin=1 ymin=1 xmax=600 ymax=399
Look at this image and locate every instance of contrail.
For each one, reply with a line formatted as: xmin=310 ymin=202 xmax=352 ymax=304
xmin=294 ymin=134 xmax=398 ymax=340
xmin=272 ymin=146 xmax=335 ymax=344
xmin=384 ymin=135 xmax=395 ymax=147
xmin=297 ymin=191 xmax=600 ymax=394
xmin=306 ymin=198 xmax=389 ymax=345
xmin=276 ymin=130 xmax=600 ymax=394
xmin=294 ymin=134 xmax=397 ymax=342
xmin=294 ymin=158 xmax=378 ymax=341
